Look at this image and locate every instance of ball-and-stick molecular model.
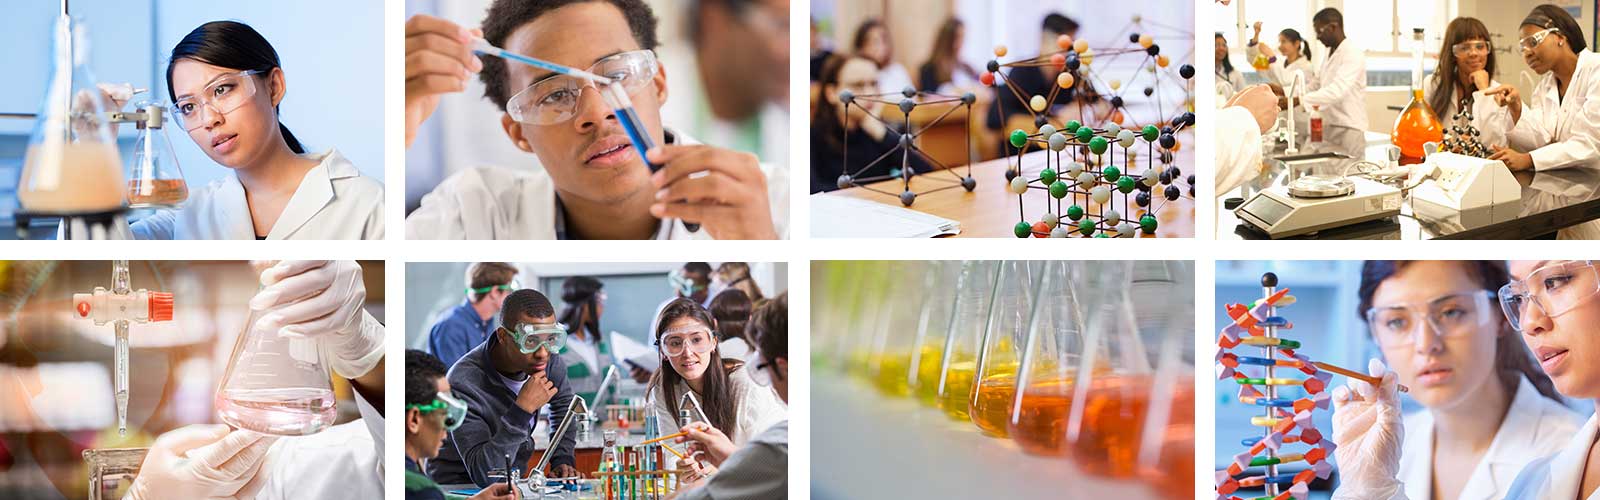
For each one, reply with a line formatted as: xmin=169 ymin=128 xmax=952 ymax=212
xmin=1440 ymin=97 xmax=1490 ymax=158
xmin=1214 ymin=273 xmax=1336 ymax=500
xmin=835 ymin=86 xmax=978 ymax=206
xmin=986 ymin=18 xmax=1197 ymax=237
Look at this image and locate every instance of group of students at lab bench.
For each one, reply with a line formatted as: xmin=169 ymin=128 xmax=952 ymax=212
xmin=405 ymin=262 xmax=788 ymax=499
xmin=1309 ymin=260 xmax=1600 ymax=499
xmin=1216 ymin=4 xmax=1600 ymax=238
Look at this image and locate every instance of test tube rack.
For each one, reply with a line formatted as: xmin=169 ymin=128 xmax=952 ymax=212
xmin=987 ymin=17 xmax=1197 ymax=238
xmin=835 ymin=88 xmax=978 ymax=206
xmin=604 ymin=403 xmax=645 ymax=428
xmin=1214 ymin=273 xmax=1336 ymax=500
xmin=595 ymin=415 xmax=679 ymax=500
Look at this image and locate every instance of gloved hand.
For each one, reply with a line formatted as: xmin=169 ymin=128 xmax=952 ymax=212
xmin=126 ymin=425 xmax=277 ymax=500
xmin=1330 ymin=359 xmax=1409 ymax=500
xmin=249 ymin=261 xmax=384 ymax=379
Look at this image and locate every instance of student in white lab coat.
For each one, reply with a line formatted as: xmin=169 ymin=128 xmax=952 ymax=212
xmin=1484 ymin=6 xmax=1600 ymax=239
xmin=1250 ymin=24 xmax=1316 ymax=93
xmin=133 ymin=21 xmax=383 ymax=240
xmin=1333 ymin=260 xmax=1600 ymax=500
xmin=1300 ymin=8 xmax=1368 ymax=132
xmin=647 ymin=298 xmax=785 ymax=446
xmin=1214 ymin=84 xmax=1281 ymax=195
xmin=125 ymin=261 xmax=387 ymax=499
xmin=402 ymin=1 xmax=786 ymax=240
xmin=1339 ymin=261 xmax=1580 ymax=500
xmin=1424 ymin=18 xmax=1513 ymax=151
xmin=1215 ymin=33 xmax=1246 ymax=101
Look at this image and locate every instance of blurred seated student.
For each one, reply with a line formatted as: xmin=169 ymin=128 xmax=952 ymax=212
xmin=647 ymin=298 xmax=786 ymax=446
xmin=668 ymin=293 xmax=789 ymax=500
xmin=810 ymin=54 xmax=932 ymax=193
xmin=985 ymin=14 xmax=1102 ymax=149
xmin=917 ymin=18 xmax=979 ymax=93
xmin=810 ymin=17 xmax=833 ymax=82
xmin=853 ymin=19 xmax=914 ymax=94
xmin=709 ymin=289 xmax=756 ymax=362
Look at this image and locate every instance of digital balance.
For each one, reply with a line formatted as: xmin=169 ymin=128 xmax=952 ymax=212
xmin=1235 ymin=172 xmax=1402 ymax=239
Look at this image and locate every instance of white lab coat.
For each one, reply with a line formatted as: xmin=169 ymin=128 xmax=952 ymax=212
xmin=1216 ymin=66 xmax=1247 ymax=103
xmin=1504 ymin=411 xmax=1600 ymax=499
xmin=130 ymin=149 xmax=384 ymax=240
xmin=648 ymin=365 xmax=786 ymax=446
xmin=250 ymin=389 xmax=384 ymax=499
xmin=1263 ymin=56 xmax=1315 ymax=91
xmin=1397 ymin=376 xmax=1581 ymax=500
xmin=1214 ymin=106 xmax=1264 ymax=196
xmin=405 ymin=131 xmax=790 ymax=240
xmin=1507 ymin=50 xmax=1600 ymax=239
xmin=1302 ymin=40 xmax=1368 ymax=132
xmin=1423 ymin=74 xmax=1513 ymax=149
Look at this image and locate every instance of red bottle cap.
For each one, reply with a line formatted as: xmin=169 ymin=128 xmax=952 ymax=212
xmin=148 ymin=292 xmax=174 ymax=322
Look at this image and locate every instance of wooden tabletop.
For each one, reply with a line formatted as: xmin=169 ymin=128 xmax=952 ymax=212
xmin=819 ymin=130 xmax=1196 ymax=238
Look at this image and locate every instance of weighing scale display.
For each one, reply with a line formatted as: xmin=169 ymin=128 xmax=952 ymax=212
xmin=1239 ymin=195 xmax=1292 ymax=226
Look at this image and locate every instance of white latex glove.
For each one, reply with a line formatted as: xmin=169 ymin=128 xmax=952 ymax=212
xmin=126 ymin=425 xmax=277 ymax=500
xmin=1330 ymin=359 xmax=1409 ymax=500
xmin=249 ymin=261 xmax=384 ymax=379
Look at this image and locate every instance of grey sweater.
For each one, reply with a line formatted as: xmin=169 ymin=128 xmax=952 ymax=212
xmin=427 ymin=333 xmax=577 ymax=486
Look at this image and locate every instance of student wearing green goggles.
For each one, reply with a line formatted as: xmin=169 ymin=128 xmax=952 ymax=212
xmin=405 ymin=349 xmax=515 ymax=500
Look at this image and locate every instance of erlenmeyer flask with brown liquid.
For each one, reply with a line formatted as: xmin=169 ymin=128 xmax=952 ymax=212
xmin=18 ymin=15 xmax=126 ymax=215
xmin=215 ymin=305 xmax=338 ymax=436
xmin=1007 ymin=260 xmax=1090 ymax=456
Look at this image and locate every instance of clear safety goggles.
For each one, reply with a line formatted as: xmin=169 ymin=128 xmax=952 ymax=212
xmin=658 ymin=325 xmax=717 ymax=357
xmin=505 ymin=322 xmax=568 ymax=354
xmin=1451 ymin=40 xmax=1490 ymax=56
xmin=1499 ymin=261 xmax=1600 ymax=332
xmin=1364 ymin=290 xmax=1498 ymax=348
xmin=1520 ymin=28 xmax=1560 ymax=51
xmin=506 ymin=50 xmax=659 ymax=126
xmin=171 ymin=70 xmax=262 ymax=131
xmin=408 ymin=391 xmax=468 ymax=431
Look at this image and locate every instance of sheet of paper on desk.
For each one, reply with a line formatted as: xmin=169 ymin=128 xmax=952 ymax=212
xmin=811 ymin=195 xmax=961 ymax=238
xmin=609 ymin=331 xmax=660 ymax=372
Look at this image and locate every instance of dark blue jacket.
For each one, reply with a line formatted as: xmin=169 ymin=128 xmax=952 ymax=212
xmin=426 ymin=332 xmax=577 ymax=486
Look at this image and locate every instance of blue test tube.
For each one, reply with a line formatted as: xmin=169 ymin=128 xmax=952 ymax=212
xmin=602 ymin=83 xmax=702 ymax=233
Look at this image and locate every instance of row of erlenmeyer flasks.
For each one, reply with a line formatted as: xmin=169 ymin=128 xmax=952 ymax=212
xmin=813 ymin=260 xmax=1195 ymax=499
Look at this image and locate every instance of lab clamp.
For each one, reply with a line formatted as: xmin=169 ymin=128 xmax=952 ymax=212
xmin=510 ymin=395 xmax=592 ymax=499
xmin=72 ymin=260 xmax=175 ymax=436
xmin=10 ymin=4 xmax=186 ymax=239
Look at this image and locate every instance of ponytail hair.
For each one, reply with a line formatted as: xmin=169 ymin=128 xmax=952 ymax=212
xmin=167 ymin=21 xmax=305 ymax=154
xmin=1358 ymin=261 xmax=1563 ymax=403
xmin=1280 ymin=28 xmax=1312 ymax=61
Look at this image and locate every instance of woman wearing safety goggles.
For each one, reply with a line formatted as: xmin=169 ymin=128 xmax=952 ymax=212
xmin=645 ymin=298 xmax=786 ymax=451
xmin=1332 ymin=260 xmax=1600 ymax=499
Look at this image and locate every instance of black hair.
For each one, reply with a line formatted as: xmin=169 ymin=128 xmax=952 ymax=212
xmin=683 ymin=262 xmax=712 ymax=276
xmin=1280 ymin=28 xmax=1312 ymax=60
xmin=1312 ymin=8 xmax=1343 ymax=27
xmin=558 ymin=276 xmax=605 ymax=343
xmin=480 ymin=0 xmax=660 ymax=110
xmin=709 ymin=289 xmax=754 ymax=345
xmin=500 ymin=289 xmax=557 ymax=326
xmin=649 ymin=298 xmax=739 ymax=435
xmin=1216 ymin=33 xmax=1236 ymax=76
xmin=1042 ymin=13 xmax=1079 ymax=37
xmin=1357 ymin=261 xmax=1562 ymax=403
xmin=1524 ymin=4 xmax=1587 ymax=54
xmin=406 ymin=349 xmax=449 ymax=408
xmin=167 ymin=21 xmax=304 ymax=154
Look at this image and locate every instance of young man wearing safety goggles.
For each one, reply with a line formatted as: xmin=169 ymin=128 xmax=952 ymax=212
xmin=404 ymin=0 xmax=788 ymax=240
xmin=428 ymin=289 xmax=584 ymax=486
xmin=405 ymin=350 xmax=515 ymax=500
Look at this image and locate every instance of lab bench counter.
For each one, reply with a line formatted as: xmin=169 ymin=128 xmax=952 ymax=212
xmin=811 ymin=371 xmax=1180 ymax=499
xmin=1220 ymin=126 xmax=1600 ymax=239
xmin=817 ymin=130 xmax=1196 ymax=238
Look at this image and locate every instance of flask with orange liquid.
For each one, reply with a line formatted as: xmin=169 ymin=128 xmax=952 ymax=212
xmin=1392 ymin=28 xmax=1443 ymax=163
xmin=968 ymin=260 xmax=1040 ymax=437
xmin=934 ymin=261 xmax=1001 ymax=421
xmin=1006 ymin=260 xmax=1090 ymax=456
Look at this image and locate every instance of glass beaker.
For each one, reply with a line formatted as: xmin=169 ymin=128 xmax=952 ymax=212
xmin=1067 ymin=261 xmax=1186 ymax=477
xmin=844 ymin=262 xmax=891 ymax=381
xmin=968 ymin=260 xmax=1041 ymax=437
xmin=215 ymin=306 xmax=338 ymax=436
xmin=934 ymin=260 xmax=1000 ymax=421
xmin=910 ymin=261 xmax=960 ymax=405
xmin=868 ymin=261 xmax=929 ymax=397
xmin=18 ymin=15 xmax=127 ymax=214
xmin=126 ymin=99 xmax=187 ymax=208
xmin=1007 ymin=260 xmax=1089 ymax=456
